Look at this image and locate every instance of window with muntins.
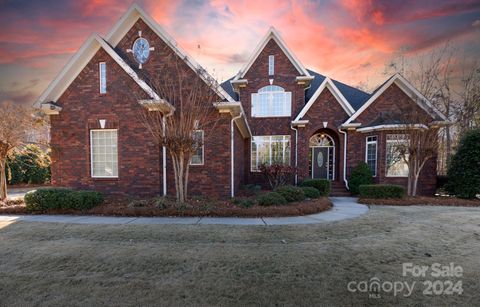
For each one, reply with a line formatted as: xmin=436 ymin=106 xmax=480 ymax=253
xmin=268 ymin=55 xmax=274 ymax=75
xmin=91 ymin=129 xmax=118 ymax=178
xmin=251 ymin=135 xmax=290 ymax=171
xmin=190 ymin=130 xmax=204 ymax=165
xmin=99 ymin=62 xmax=106 ymax=94
xmin=386 ymin=134 xmax=409 ymax=177
xmin=251 ymin=85 xmax=292 ymax=117
xmin=365 ymin=136 xmax=377 ymax=177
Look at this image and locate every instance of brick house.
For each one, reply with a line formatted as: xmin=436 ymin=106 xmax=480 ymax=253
xmin=35 ymin=4 xmax=448 ymax=199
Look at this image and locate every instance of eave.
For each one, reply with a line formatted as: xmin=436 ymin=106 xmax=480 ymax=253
xmin=138 ymin=99 xmax=175 ymax=113
xmin=214 ymin=102 xmax=252 ymax=138
xmin=40 ymin=102 xmax=62 ymax=115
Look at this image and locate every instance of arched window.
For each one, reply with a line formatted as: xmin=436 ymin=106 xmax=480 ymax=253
xmin=251 ymin=85 xmax=292 ymax=117
xmin=309 ymin=134 xmax=334 ymax=147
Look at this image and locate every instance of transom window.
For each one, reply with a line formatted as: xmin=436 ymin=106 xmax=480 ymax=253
xmin=251 ymin=85 xmax=292 ymax=117
xmin=386 ymin=134 xmax=409 ymax=177
xmin=99 ymin=62 xmax=106 ymax=94
xmin=90 ymin=129 xmax=118 ymax=178
xmin=190 ymin=130 xmax=204 ymax=165
xmin=251 ymin=135 xmax=290 ymax=171
xmin=365 ymin=136 xmax=377 ymax=177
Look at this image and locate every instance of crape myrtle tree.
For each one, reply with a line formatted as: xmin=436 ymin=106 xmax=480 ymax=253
xmin=0 ymin=102 xmax=40 ymax=202
xmin=133 ymin=56 xmax=221 ymax=203
xmin=391 ymin=106 xmax=441 ymax=196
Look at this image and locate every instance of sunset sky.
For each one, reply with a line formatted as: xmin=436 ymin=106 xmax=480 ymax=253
xmin=1 ymin=0 xmax=479 ymax=106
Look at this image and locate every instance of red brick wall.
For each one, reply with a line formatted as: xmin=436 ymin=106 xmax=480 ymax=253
xmin=50 ymin=18 xmax=234 ymax=199
xmin=238 ymin=38 xmax=307 ymax=186
xmin=346 ymin=84 xmax=437 ymax=195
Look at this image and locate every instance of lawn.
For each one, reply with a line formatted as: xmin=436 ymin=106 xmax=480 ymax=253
xmin=1 ymin=205 xmax=479 ymax=306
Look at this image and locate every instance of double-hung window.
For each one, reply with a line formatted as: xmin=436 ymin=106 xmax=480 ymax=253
xmin=190 ymin=130 xmax=204 ymax=165
xmin=90 ymin=129 xmax=118 ymax=178
xmin=99 ymin=62 xmax=106 ymax=94
xmin=251 ymin=85 xmax=292 ymax=117
xmin=386 ymin=134 xmax=409 ymax=177
xmin=365 ymin=136 xmax=377 ymax=177
xmin=251 ymin=135 xmax=290 ymax=171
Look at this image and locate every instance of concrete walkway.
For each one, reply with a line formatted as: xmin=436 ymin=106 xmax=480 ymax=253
xmin=0 ymin=197 xmax=368 ymax=226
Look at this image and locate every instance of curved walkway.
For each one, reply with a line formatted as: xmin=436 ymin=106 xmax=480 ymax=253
xmin=0 ymin=197 xmax=368 ymax=226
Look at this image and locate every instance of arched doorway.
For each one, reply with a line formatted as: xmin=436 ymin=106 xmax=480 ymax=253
xmin=309 ymin=133 xmax=335 ymax=180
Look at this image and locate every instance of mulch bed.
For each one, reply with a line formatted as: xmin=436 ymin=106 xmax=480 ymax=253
xmin=0 ymin=197 xmax=332 ymax=218
xmin=359 ymin=196 xmax=480 ymax=207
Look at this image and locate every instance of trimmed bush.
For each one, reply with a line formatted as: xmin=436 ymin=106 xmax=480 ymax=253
xmin=301 ymin=186 xmax=320 ymax=199
xmin=446 ymin=129 xmax=480 ymax=199
xmin=25 ymin=188 xmax=103 ymax=212
xmin=359 ymin=184 xmax=405 ymax=199
xmin=258 ymin=192 xmax=287 ymax=206
xmin=299 ymin=179 xmax=331 ymax=196
xmin=348 ymin=162 xmax=373 ymax=195
xmin=274 ymin=185 xmax=305 ymax=202
xmin=233 ymin=198 xmax=256 ymax=208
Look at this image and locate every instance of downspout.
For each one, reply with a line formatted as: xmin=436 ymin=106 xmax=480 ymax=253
xmin=162 ymin=110 xmax=174 ymax=196
xmin=290 ymin=124 xmax=298 ymax=185
xmin=338 ymin=128 xmax=349 ymax=190
xmin=231 ymin=113 xmax=243 ymax=198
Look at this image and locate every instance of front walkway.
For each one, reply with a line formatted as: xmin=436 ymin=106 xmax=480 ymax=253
xmin=0 ymin=197 xmax=368 ymax=226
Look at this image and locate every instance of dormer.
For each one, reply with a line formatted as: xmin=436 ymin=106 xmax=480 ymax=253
xmin=230 ymin=27 xmax=313 ymax=93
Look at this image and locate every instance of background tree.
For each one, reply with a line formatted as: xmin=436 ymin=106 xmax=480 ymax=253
xmin=134 ymin=56 xmax=221 ymax=203
xmin=0 ymin=102 xmax=38 ymax=202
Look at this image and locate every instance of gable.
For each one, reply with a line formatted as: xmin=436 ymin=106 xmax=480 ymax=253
xmin=235 ymin=27 xmax=310 ymax=80
xmin=302 ymin=87 xmax=351 ymax=126
xmin=355 ymin=83 xmax=434 ymax=126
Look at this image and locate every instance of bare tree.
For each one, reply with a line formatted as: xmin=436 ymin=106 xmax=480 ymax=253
xmin=391 ymin=106 xmax=440 ymax=196
xmin=455 ymin=60 xmax=480 ymax=135
xmin=133 ymin=56 xmax=221 ymax=203
xmin=0 ymin=102 xmax=38 ymax=202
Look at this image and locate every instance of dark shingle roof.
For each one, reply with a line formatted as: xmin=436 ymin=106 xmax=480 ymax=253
xmin=305 ymin=69 xmax=371 ymax=111
xmin=220 ymin=77 xmax=239 ymax=101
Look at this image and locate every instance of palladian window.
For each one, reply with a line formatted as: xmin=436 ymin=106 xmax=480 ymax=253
xmin=251 ymin=85 xmax=292 ymax=117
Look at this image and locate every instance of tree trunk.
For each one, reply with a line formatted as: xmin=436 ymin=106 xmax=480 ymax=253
xmin=412 ymin=174 xmax=419 ymax=196
xmin=0 ymin=159 xmax=7 ymax=201
xmin=445 ymin=125 xmax=451 ymax=168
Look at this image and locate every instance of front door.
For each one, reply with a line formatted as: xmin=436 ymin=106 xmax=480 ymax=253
xmin=312 ymin=147 xmax=328 ymax=179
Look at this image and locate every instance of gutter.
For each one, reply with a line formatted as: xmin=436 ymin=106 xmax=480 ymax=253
xmin=162 ymin=110 xmax=174 ymax=196
xmin=231 ymin=113 xmax=243 ymax=198
xmin=338 ymin=128 xmax=349 ymax=190
xmin=290 ymin=124 xmax=299 ymax=185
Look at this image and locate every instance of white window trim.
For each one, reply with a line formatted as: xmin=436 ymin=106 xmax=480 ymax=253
xmin=250 ymin=135 xmax=291 ymax=172
xmin=90 ymin=129 xmax=118 ymax=178
xmin=268 ymin=55 xmax=274 ymax=76
xmin=365 ymin=135 xmax=378 ymax=177
xmin=385 ymin=134 xmax=409 ymax=178
xmin=99 ymin=62 xmax=106 ymax=94
xmin=190 ymin=130 xmax=204 ymax=166
xmin=251 ymin=86 xmax=292 ymax=118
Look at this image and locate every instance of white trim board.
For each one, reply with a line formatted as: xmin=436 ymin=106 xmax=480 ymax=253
xmin=234 ymin=27 xmax=310 ymax=80
xmin=357 ymin=124 xmax=428 ymax=133
xmin=105 ymin=3 xmax=235 ymax=103
xmin=343 ymin=74 xmax=448 ymax=125
xmin=34 ymin=33 xmax=159 ymax=107
xmin=294 ymin=78 xmax=355 ymax=121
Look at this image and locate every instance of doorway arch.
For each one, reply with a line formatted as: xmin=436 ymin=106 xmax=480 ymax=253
xmin=309 ymin=133 xmax=335 ymax=180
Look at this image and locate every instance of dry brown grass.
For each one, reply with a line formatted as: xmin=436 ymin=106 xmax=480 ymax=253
xmin=359 ymin=196 xmax=480 ymax=207
xmin=0 ymin=205 xmax=479 ymax=306
xmin=0 ymin=197 xmax=332 ymax=217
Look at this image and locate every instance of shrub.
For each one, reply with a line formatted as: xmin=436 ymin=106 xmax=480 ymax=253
xmin=274 ymin=185 xmax=305 ymax=202
xmin=446 ymin=129 xmax=480 ymax=199
xmin=25 ymin=188 xmax=103 ymax=212
xmin=301 ymin=186 xmax=320 ymax=199
xmin=257 ymin=192 xmax=287 ymax=206
xmin=359 ymin=184 xmax=405 ymax=199
xmin=299 ymin=179 xmax=331 ymax=196
xmin=6 ymin=145 xmax=51 ymax=185
xmin=243 ymin=184 xmax=262 ymax=196
xmin=128 ymin=199 xmax=149 ymax=208
xmin=233 ymin=198 xmax=256 ymax=208
xmin=259 ymin=163 xmax=295 ymax=189
xmin=348 ymin=162 xmax=373 ymax=195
